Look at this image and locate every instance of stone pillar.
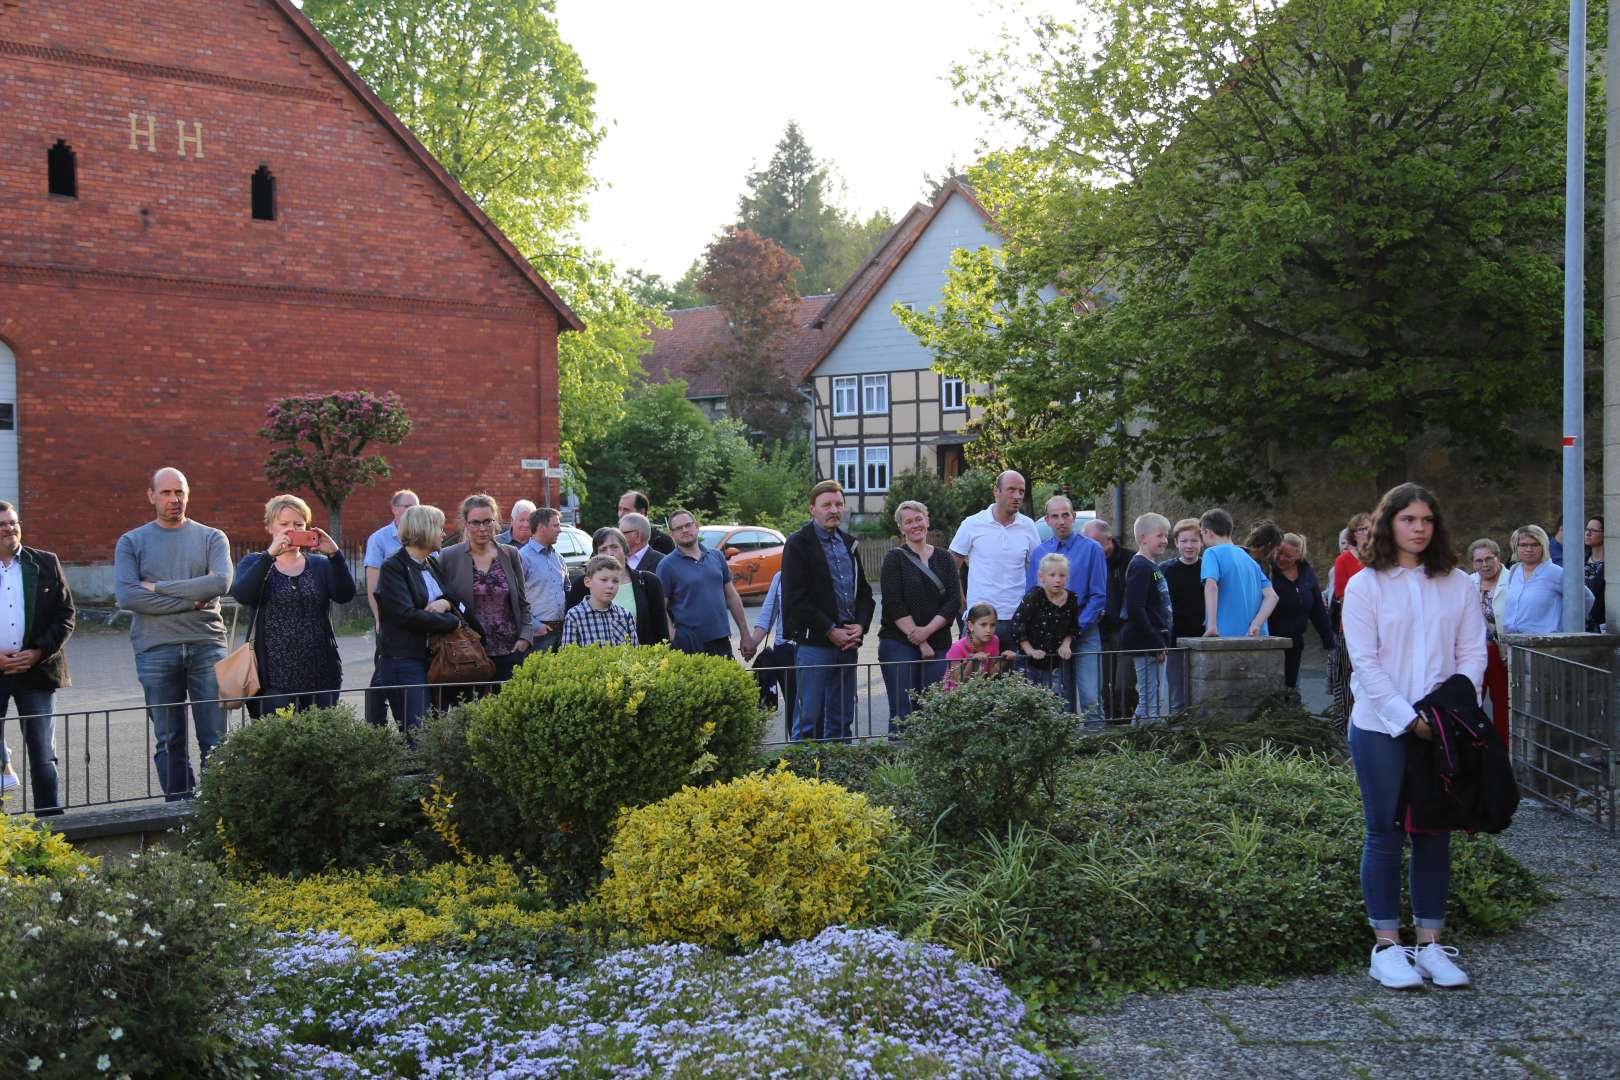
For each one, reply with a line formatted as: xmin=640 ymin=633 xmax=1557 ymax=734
xmin=1175 ymin=636 xmax=1290 ymax=718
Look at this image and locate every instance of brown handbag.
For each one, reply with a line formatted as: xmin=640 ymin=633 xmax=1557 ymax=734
xmin=214 ymin=604 xmax=260 ymax=710
xmin=428 ymin=618 xmax=495 ymax=684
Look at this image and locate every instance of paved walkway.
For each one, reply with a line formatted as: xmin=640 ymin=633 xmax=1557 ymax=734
xmin=1062 ymin=799 xmax=1619 ymax=1079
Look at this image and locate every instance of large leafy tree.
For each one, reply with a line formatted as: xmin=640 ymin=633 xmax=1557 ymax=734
xmin=739 ymin=122 xmax=894 ymax=295
xmin=303 ymin=0 xmax=661 ymax=481
xmin=903 ymin=0 xmax=1602 ymax=503
xmin=695 ymin=227 xmax=806 ymax=442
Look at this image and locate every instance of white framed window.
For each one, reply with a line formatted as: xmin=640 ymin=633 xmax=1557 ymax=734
xmin=863 ymin=446 xmax=891 ymax=493
xmin=833 ymin=448 xmax=860 ymax=491
xmin=861 ymin=373 xmax=889 ymax=415
xmin=941 ymin=375 xmax=965 ymax=412
xmin=831 ymin=376 xmax=859 ymax=417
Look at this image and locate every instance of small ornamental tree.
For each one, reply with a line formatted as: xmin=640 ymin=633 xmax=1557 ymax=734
xmin=260 ymin=391 xmax=411 ymax=541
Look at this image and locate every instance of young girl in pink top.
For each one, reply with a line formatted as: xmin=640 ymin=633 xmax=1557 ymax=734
xmin=944 ymin=602 xmax=1016 ymax=689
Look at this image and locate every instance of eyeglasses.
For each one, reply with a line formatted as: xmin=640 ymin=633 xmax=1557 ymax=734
xmin=465 ymin=519 xmax=496 ymax=529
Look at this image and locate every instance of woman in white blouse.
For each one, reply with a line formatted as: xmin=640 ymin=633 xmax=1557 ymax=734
xmin=1342 ymin=483 xmax=1485 ymax=992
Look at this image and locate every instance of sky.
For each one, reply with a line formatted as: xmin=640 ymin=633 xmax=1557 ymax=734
xmin=552 ymin=0 xmax=1041 ymax=281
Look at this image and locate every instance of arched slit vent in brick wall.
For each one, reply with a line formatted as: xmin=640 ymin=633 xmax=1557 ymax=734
xmin=47 ymin=140 xmax=76 ymax=198
xmin=252 ymin=164 xmax=276 ymax=221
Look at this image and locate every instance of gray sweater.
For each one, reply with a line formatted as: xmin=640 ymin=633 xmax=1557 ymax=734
xmin=113 ymin=520 xmax=232 ymax=653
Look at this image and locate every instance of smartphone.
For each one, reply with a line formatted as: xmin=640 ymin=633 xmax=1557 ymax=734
xmin=286 ymin=529 xmax=321 ymax=549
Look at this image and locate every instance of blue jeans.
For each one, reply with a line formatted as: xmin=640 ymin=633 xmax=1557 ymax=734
xmin=1349 ymin=724 xmax=1451 ymax=930
xmin=877 ymin=638 xmax=945 ymax=732
xmin=134 ymin=641 xmax=226 ymax=801
xmin=794 ymin=643 xmax=857 ymax=743
xmin=1132 ymin=654 xmax=1166 ymax=721
xmin=1165 ymin=649 xmax=1188 ymax=714
xmin=0 ymin=680 xmax=58 ymax=814
xmin=1072 ymin=624 xmax=1102 ymax=726
xmin=373 ymin=656 xmax=429 ymax=745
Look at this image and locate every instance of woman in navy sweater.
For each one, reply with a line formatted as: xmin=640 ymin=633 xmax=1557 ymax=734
xmin=1268 ymin=532 xmax=1335 ymax=698
xmin=229 ymin=494 xmax=357 ymax=716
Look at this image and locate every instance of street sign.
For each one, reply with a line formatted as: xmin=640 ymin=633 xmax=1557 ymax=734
xmin=520 ymin=458 xmax=549 ymax=470
xmin=544 ymin=467 xmax=564 ymax=479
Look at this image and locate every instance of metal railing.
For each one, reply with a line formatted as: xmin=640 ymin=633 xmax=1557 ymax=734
xmin=2 ymin=649 xmax=1195 ymax=817
xmin=1507 ymin=647 xmax=1616 ymax=830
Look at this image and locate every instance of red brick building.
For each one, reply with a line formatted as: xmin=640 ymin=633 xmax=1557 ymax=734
xmin=0 ymin=0 xmax=580 ymax=573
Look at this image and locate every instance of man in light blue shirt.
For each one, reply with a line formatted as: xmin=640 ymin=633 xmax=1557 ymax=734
xmin=1027 ymin=495 xmax=1107 ymax=720
xmin=520 ymin=507 xmax=568 ymax=651
xmin=363 ymin=489 xmax=417 ymax=729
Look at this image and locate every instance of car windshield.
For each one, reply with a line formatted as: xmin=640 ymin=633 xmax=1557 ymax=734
xmin=698 ymin=527 xmax=729 ymax=549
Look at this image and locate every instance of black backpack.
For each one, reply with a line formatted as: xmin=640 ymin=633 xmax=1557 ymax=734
xmin=1403 ymin=696 xmax=1519 ymax=834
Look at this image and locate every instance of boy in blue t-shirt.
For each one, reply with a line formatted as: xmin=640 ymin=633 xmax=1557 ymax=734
xmin=1198 ymin=508 xmax=1278 ymax=637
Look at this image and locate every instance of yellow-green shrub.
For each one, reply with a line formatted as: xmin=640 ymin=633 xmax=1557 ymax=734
xmin=465 ymin=644 xmax=764 ymax=882
xmin=237 ymin=857 xmax=567 ymax=950
xmin=600 ymin=768 xmax=898 ymax=949
xmin=0 ymin=812 xmax=96 ymax=880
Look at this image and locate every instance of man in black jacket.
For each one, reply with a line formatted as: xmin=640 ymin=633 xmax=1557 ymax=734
xmin=0 ymin=501 xmax=72 ymax=814
xmin=781 ymin=480 xmax=874 ymax=743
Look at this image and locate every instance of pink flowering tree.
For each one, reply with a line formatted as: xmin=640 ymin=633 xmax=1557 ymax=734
xmin=260 ymin=391 xmax=411 ymax=542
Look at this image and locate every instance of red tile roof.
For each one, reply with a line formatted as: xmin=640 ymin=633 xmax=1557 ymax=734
xmin=642 ymin=294 xmax=836 ymax=399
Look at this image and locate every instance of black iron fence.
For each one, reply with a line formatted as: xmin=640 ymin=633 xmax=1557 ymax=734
xmin=1507 ymin=647 xmax=1615 ymax=830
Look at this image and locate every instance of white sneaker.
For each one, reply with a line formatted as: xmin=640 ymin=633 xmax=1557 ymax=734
xmin=1368 ymin=943 xmax=1423 ymax=990
xmin=1413 ymin=942 xmax=1470 ymax=988
xmin=0 ymin=771 xmax=17 ymax=791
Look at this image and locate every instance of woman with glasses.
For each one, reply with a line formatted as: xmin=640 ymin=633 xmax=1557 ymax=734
xmin=1499 ymin=524 xmax=1594 ymax=636
xmin=438 ymin=494 xmax=532 ymax=688
xmin=228 ymin=494 xmax=355 ymax=716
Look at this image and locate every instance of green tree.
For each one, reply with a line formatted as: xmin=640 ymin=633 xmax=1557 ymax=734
xmin=260 ymin=391 xmax=411 ymax=541
xmin=719 ymin=440 xmax=813 ymax=534
xmin=904 ymin=0 xmax=1602 ymax=504
xmin=303 ymin=0 xmax=660 ymax=484
xmin=739 ymin=122 xmax=895 ymax=295
xmin=575 ymin=382 xmax=746 ymax=528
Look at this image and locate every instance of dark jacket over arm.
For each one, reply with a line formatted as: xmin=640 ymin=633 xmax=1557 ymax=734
xmin=375 ymin=548 xmax=461 ymax=659
xmin=18 ymin=546 xmax=74 ymax=690
xmin=781 ymin=523 xmax=875 ymax=647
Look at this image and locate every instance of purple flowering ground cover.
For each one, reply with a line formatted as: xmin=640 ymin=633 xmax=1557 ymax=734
xmin=236 ymin=926 xmax=1058 ymax=1078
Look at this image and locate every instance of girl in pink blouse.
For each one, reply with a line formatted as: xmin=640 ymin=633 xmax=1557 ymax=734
xmin=943 ymin=603 xmax=1016 ymax=689
xmin=1342 ymin=483 xmax=1485 ymax=992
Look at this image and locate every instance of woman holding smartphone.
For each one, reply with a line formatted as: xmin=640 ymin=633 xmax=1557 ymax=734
xmin=229 ymin=494 xmax=356 ymax=715
xmin=1342 ymin=483 xmax=1485 ymax=991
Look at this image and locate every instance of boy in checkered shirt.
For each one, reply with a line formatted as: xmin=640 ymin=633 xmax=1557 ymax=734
xmin=562 ymin=555 xmax=639 ymax=647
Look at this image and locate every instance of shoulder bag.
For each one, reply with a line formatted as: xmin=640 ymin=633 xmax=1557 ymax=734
xmin=428 ymin=617 xmax=495 ymax=684
xmin=214 ymin=603 xmax=260 ymax=710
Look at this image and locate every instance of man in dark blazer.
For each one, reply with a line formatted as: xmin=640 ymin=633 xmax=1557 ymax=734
xmin=781 ymin=480 xmax=874 ymax=743
xmin=618 ymin=513 xmax=664 ymax=575
xmin=0 ymin=500 xmax=72 ymax=814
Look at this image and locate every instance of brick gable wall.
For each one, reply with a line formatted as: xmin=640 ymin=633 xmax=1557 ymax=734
xmin=0 ymin=0 xmax=564 ymax=563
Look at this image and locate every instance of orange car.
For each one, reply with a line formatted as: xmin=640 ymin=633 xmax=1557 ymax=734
xmin=698 ymin=525 xmax=786 ymax=597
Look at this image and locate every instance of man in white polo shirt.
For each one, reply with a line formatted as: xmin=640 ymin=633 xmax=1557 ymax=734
xmin=949 ymin=470 xmax=1041 ymax=649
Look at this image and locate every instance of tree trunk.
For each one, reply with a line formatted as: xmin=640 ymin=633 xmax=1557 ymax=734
xmin=325 ymin=501 xmax=344 ymax=545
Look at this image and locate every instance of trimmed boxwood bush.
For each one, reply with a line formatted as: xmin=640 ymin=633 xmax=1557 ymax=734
xmin=0 ymin=849 xmax=264 ymax=1077
xmin=600 ymin=768 xmax=897 ymax=949
xmin=190 ymin=704 xmax=416 ymax=877
xmin=417 ymin=705 xmax=529 ymax=863
xmin=465 ymin=644 xmax=764 ymax=883
xmin=904 ymin=674 xmax=1077 ymax=838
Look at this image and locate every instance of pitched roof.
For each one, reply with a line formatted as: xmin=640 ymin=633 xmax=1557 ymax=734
xmin=799 ymin=178 xmax=994 ymax=381
xmin=269 ymin=0 xmax=584 ymax=331
xmin=642 ymin=295 xmax=836 ymax=399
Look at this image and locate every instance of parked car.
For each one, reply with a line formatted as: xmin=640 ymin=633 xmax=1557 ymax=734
xmin=697 ymin=524 xmax=786 ymax=597
xmin=555 ymin=524 xmax=593 ymax=584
